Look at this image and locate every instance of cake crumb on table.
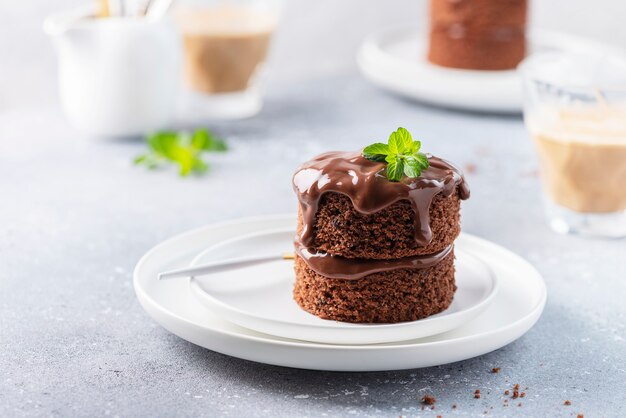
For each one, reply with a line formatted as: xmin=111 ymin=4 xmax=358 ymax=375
xmin=564 ymin=400 xmax=571 ymax=406
xmin=577 ymin=414 xmax=584 ymax=418
xmin=474 ymin=389 xmax=481 ymax=399
xmin=422 ymin=395 xmax=436 ymax=405
xmin=491 ymin=367 xmax=501 ymax=373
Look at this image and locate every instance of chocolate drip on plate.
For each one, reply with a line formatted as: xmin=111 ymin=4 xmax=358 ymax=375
xmin=292 ymin=151 xmax=470 ymax=248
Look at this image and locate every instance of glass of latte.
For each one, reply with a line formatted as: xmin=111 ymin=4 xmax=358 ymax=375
xmin=521 ymin=51 xmax=626 ymax=238
xmin=175 ymin=0 xmax=281 ymax=120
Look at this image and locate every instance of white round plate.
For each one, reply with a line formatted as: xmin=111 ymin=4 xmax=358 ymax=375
xmin=188 ymin=228 xmax=498 ymax=345
xmin=357 ymin=27 xmax=613 ymax=113
xmin=133 ymin=215 xmax=547 ymax=372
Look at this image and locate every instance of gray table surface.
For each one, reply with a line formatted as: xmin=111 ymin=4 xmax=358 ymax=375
xmin=2 ymin=75 xmax=625 ymax=417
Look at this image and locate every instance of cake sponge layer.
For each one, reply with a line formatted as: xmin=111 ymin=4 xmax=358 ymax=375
xmin=293 ymin=250 xmax=456 ymax=324
xmin=297 ymin=191 xmax=461 ymax=259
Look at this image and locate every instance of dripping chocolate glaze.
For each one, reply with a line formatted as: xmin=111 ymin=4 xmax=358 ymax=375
xmin=293 ymin=151 xmax=470 ymax=248
xmin=295 ymin=240 xmax=453 ymax=280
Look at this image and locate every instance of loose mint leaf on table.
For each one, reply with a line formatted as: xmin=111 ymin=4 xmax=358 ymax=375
xmin=191 ymin=128 xmax=227 ymax=152
xmin=362 ymin=127 xmax=430 ymax=182
xmin=134 ymin=128 xmax=227 ymax=177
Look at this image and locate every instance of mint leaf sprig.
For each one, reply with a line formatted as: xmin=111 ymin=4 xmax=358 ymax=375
xmin=363 ymin=127 xmax=429 ymax=182
xmin=134 ymin=128 xmax=227 ymax=177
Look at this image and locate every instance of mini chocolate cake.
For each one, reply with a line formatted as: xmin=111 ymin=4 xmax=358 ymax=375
xmin=427 ymin=0 xmax=528 ymax=70
xmin=292 ymin=151 xmax=469 ymax=323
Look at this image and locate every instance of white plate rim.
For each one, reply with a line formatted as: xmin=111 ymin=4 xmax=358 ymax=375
xmin=134 ymin=214 xmax=547 ymax=351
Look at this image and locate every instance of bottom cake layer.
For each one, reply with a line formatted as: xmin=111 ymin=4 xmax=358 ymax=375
xmin=293 ymin=250 xmax=456 ymax=323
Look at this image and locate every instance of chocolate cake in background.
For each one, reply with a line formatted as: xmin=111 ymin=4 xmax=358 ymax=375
xmin=291 ymin=149 xmax=469 ymax=323
xmin=427 ymin=0 xmax=528 ymax=70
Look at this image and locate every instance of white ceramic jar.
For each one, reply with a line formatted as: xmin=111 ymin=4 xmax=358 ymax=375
xmin=44 ymin=9 xmax=182 ymax=137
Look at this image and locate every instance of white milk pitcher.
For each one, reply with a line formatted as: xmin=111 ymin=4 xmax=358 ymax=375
xmin=44 ymin=9 xmax=181 ymax=137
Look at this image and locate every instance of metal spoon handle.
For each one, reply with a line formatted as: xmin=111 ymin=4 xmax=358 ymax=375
xmin=158 ymin=252 xmax=294 ymax=280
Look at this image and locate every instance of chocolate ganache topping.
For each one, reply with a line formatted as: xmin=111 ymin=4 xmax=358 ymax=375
xmin=293 ymin=151 xmax=470 ymax=248
xmin=295 ymin=241 xmax=453 ymax=280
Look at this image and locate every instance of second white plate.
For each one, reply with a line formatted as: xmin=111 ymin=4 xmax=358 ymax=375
xmin=357 ymin=27 xmax=614 ymax=113
xmin=189 ymin=228 xmax=498 ymax=345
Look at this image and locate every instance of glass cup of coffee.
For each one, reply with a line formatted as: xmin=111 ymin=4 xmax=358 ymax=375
xmin=175 ymin=0 xmax=282 ymax=120
xmin=520 ymin=51 xmax=626 ymax=238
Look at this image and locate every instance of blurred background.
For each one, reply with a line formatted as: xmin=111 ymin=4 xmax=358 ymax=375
xmin=3 ymin=0 xmax=626 ymax=110
xmin=3 ymin=2 xmax=626 ymax=416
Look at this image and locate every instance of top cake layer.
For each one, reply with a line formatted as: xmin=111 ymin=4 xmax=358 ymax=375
xmin=293 ymin=151 xmax=469 ymax=259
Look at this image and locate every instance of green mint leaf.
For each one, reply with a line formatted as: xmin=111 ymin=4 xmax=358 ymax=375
xmin=415 ymin=153 xmax=430 ymax=170
xmin=395 ymin=127 xmax=413 ymax=152
xmin=192 ymin=128 xmax=227 ymax=152
xmin=162 ymin=140 xmax=181 ymax=160
xmin=363 ymin=143 xmax=390 ymax=162
xmin=362 ymin=127 xmax=427 ymax=181
xmin=135 ymin=128 xmax=226 ymax=177
xmin=148 ymin=131 xmax=177 ymax=157
xmin=385 ymin=154 xmax=404 ymax=181
xmin=191 ymin=129 xmax=209 ymax=150
xmin=170 ymin=145 xmax=194 ymax=176
xmin=363 ymin=142 xmax=390 ymax=160
xmin=364 ymin=154 xmax=387 ymax=162
xmin=403 ymin=156 xmax=421 ymax=178
xmin=388 ymin=130 xmax=405 ymax=154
